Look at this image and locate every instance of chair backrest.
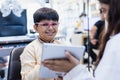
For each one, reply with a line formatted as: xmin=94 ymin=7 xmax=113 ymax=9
xmin=7 ymin=47 xmax=24 ymax=80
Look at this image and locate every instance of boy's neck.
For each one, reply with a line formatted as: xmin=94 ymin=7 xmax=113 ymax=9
xmin=38 ymin=37 xmax=54 ymax=43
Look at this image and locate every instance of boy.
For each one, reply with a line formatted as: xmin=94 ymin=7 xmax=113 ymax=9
xmin=20 ymin=7 xmax=65 ymax=80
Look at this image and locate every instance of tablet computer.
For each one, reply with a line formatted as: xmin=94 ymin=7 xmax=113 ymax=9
xmin=40 ymin=43 xmax=85 ymax=78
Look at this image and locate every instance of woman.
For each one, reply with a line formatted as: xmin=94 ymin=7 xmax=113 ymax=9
xmin=43 ymin=0 xmax=120 ymax=80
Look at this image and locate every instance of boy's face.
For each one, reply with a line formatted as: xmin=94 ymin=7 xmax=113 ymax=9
xmin=34 ymin=20 xmax=59 ymax=42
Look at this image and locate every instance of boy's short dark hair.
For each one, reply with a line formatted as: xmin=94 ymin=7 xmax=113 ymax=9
xmin=33 ymin=7 xmax=59 ymax=23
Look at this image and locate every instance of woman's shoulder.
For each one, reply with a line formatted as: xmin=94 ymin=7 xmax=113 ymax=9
xmin=110 ymin=33 xmax=120 ymax=41
xmin=107 ymin=33 xmax=120 ymax=47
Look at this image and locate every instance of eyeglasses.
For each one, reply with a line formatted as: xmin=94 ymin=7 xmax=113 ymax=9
xmin=35 ymin=22 xmax=59 ymax=28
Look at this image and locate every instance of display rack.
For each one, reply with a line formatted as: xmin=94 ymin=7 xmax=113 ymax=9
xmin=89 ymin=0 xmax=99 ymax=17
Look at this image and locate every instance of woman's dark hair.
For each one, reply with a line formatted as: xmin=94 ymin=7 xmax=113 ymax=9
xmin=98 ymin=0 xmax=110 ymax=4
xmin=96 ymin=0 xmax=120 ymax=66
xmin=33 ymin=7 xmax=59 ymax=23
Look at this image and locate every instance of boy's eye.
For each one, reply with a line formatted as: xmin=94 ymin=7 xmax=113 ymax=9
xmin=51 ymin=23 xmax=58 ymax=26
xmin=42 ymin=23 xmax=49 ymax=26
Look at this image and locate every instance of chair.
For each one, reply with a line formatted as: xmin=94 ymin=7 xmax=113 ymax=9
xmin=7 ymin=47 xmax=24 ymax=80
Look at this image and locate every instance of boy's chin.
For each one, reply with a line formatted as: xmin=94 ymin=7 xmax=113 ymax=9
xmin=46 ymin=38 xmax=54 ymax=42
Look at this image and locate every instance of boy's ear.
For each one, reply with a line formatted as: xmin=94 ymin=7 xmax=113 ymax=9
xmin=33 ymin=25 xmax=38 ymax=33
